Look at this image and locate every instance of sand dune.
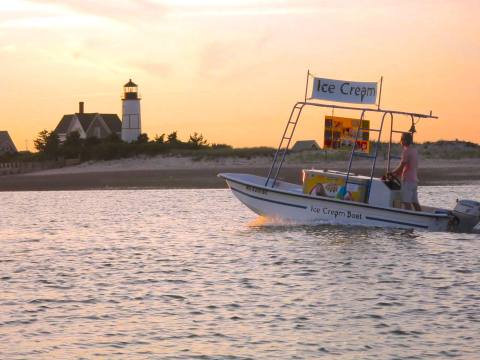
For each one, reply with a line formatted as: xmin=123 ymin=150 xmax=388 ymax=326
xmin=0 ymin=155 xmax=478 ymax=191
xmin=25 ymin=155 xmax=479 ymax=175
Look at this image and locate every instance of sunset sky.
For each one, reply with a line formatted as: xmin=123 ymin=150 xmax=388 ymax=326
xmin=1 ymin=0 xmax=479 ymax=150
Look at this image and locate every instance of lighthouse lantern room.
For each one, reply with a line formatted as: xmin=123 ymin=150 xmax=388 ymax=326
xmin=121 ymin=79 xmax=141 ymax=142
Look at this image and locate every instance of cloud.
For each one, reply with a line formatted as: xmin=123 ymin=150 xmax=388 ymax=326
xmin=27 ymin=0 xmax=168 ymax=23
xmin=0 ymin=44 xmax=17 ymax=53
xmin=133 ymin=61 xmax=172 ymax=77
xmin=198 ymin=42 xmax=235 ymax=79
xmin=197 ymin=34 xmax=273 ymax=81
xmin=17 ymin=0 xmax=332 ymax=28
xmin=0 ymin=1 xmax=111 ymax=29
xmin=166 ymin=0 xmax=325 ymax=18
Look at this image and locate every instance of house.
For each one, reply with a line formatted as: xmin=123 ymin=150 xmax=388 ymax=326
xmin=54 ymin=102 xmax=122 ymax=142
xmin=291 ymin=140 xmax=321 ymax=152
xmin=0 ymin=131 xmax=17 ymax=154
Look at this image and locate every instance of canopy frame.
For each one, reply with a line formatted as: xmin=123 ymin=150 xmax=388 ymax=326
xmin=265 ymin=100 xmax=437 ymax=203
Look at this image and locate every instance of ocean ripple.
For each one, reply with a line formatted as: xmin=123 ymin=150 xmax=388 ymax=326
xmin=0 ymin=187 xmax=479 ymax=359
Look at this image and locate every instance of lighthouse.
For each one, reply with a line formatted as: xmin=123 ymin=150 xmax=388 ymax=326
xmin=121 ymin=79 xmax=141 ymax=142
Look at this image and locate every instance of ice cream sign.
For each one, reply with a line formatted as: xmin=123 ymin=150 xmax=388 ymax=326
xmin=311 ymin=77 xmax=378 ymax=104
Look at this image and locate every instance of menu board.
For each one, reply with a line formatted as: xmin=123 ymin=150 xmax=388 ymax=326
xmin=324 ymin=116 xmax=370 ymax=153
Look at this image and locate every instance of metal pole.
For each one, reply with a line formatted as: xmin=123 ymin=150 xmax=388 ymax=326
xmin=365 ymin=111 xmax=389 ymax=202
xmin=345 ymin=109 xmax=367 ymax=185
xmin=294 ymin=101 xmax=437 ymax=119
xmin=265 ymin=104 xmax=299 ymax=186
xmin=273 ymin=105 xmax=304 ymax=185
xmin=304 ymin=70 xmax=310 ymax=102
xmin=377 ymin=76 xmax=383 ymax=110
xmin=387 ymin=114 xmax=394 ymax=173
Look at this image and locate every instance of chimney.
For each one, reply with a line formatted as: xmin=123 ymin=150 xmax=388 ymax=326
xmin=79 ymin=101 xmax=84 ymax=114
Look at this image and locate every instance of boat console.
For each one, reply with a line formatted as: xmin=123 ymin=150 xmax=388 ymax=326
xmin=302 ymin=169 xmax=403 ymax=208
xmin=302 ymin=169 xmax=368 ymax=201
xmin=368 ymin=178 xmax=402 ymax=208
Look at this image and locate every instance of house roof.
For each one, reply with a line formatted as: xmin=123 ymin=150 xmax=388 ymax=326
xmin=101 ymin=114 xmax=122 ymax=133
xmin=0 ymin=131 xmax=17 ymax=153
xmin=54 ymin=115 xmax=74 ymax=134
xmin=76 ymin=113 xmax=98 ymax=132
xmin=54 ymin=113 xmax=122 ymax=135
xmin=291 ymin=140 xmax=321 ymax=151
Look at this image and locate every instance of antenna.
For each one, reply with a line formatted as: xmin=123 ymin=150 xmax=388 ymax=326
xmin=304 ymin=69 xmax=310 ymax=102
xmin=377 ymin=76 xmax=383 ymax=110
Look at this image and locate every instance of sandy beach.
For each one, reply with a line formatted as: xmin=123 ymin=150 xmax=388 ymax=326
xmin=0 ymin=155 xmax=479 ymax=191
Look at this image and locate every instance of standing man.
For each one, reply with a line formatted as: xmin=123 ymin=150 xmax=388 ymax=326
xmin=391 ymin=132 xmax=421 ymax=211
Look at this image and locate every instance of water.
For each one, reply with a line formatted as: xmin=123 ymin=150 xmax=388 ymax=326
xmin=0 ymin=186 xmax=479 ymax=359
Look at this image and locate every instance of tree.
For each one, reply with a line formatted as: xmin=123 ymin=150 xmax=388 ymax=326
xmin=136 ymin=133 xmax=149 ymax=144
xmin=105 ymin=133 xmax=122 ymax=143
xmin=63 ymin=131 xmax=82 ymax=148
xmin=85 ymin=136 xmax=100 ymax=147
xmin=33 ymin=130 xmax=49 ymax=152
xmin=188 ymin=132 xmax=208 ymax=148
xmin=62 ymin=131 xmax=83 ymax=158
xmin=34 ymin=129 xmax=60 ymax=158
xmin=154 ymin=133 xmax=165 ymax=144
xmin=167 ymin=131 xmax=179 ymax=144
xmin=210 ymin=143 xmax=232 ymax=149
xmin=44 ymin=132 xmax=60 ymax=159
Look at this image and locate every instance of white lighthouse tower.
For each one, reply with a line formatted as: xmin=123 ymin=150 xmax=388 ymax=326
xmin=121 ymin=79 xmax=141 ymax=142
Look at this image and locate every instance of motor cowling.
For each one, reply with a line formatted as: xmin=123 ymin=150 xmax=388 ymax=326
xmin=452 ymin=199 xmax=480 ymax=232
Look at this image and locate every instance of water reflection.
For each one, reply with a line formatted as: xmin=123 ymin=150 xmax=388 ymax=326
xmin=0 ymin=187 xmax=479 ymax=359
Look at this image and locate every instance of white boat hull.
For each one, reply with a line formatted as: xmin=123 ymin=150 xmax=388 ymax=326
xmin=220 ymin=173 xmax=453 ymax=232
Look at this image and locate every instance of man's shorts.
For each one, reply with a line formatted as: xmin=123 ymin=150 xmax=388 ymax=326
xmin=401 ymin=181 xmax=419 ymax=203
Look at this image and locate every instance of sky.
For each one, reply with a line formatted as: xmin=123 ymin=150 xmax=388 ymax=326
xmin=1 ymin=0 xmax=479 ymax=150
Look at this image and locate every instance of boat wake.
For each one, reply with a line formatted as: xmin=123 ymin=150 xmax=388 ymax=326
xmin=248 ymin=215 xmax=366 ymax=228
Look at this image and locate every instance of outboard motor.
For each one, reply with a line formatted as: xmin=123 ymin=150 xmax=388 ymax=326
xmin=453 ymin=200 xmax=480 ymax=232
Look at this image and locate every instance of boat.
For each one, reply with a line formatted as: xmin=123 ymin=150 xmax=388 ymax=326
xmin=219 ymin=74 xmax=480 ymax=232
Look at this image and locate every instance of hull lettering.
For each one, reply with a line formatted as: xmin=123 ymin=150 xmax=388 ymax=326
xmin=245 ymin=185 xmax=268 ymax=195
xmin=310 ymin=205 xmax=362 ymax=220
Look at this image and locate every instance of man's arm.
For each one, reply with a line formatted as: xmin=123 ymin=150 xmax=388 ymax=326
xmin=391 ymin=149 xmax=408 ymax=176
xmin=391 ymin=161 xmax=405 ymax=176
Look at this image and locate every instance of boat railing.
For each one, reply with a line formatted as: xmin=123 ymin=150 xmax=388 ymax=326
xmin=265 ymin=101 xmax=437 ymax=203
xmin=265 ymin=102 xmax=305 ymax=187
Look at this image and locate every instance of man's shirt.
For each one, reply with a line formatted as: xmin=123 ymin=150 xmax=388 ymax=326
xmin=400 ymin=146 xmax=418 ymax=183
